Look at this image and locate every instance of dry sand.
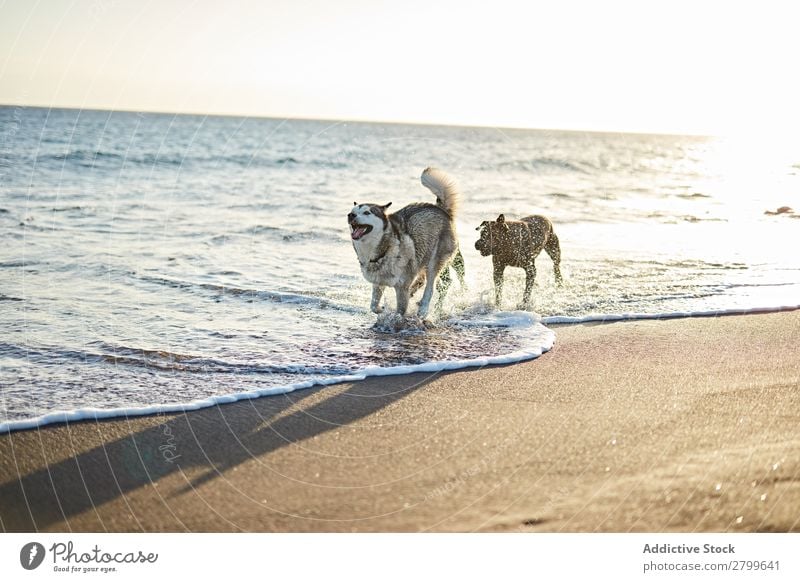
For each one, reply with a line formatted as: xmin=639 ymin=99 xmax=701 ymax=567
xmin=1 ymin=311 xmax=798 ymax=532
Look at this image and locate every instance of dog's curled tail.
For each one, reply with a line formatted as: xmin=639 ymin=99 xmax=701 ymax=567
xmin=421 ymin=167 xmax=460 ymax=216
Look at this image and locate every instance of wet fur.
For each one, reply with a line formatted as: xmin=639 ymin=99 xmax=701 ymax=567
xmin=475 ymin=214 xmax=562 ymax=307
xmin=348 ymin=168 xmax=462 ymax=317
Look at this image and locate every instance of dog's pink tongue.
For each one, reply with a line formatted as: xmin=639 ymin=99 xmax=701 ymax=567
xmin=351 ymin=227 xmax=365 ymax=240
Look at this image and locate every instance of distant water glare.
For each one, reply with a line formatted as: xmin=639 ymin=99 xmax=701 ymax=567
xmin=1 ymin=107 xmax=799 ymax=430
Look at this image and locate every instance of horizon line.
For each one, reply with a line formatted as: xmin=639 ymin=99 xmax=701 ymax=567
xmin=0 ymin=101 xmax=715 ymax=139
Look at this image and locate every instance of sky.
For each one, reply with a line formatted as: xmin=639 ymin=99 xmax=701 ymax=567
xmin=1 ymin=0 xmax=799 ymax=135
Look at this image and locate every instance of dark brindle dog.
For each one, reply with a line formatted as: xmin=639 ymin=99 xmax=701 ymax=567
xmin=475 ymin=214 xmax=562 ymax=307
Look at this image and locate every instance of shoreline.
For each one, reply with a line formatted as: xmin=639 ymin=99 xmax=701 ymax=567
xmin=1 ymin=310 xmax=798 ymax=532
xmin=2 ymin=305 xmax=797 ymax=435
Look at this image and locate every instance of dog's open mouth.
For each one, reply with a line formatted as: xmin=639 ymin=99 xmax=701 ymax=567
xmin=350 ymin=223 xmax=373 ymax=240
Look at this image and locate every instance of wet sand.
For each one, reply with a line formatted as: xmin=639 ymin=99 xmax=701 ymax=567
xmin=1 ymin=311 xmax=798 ymax=532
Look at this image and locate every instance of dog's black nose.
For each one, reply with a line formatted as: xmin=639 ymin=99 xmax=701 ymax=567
xmin=347 ymin=212 xmax=355 ymax=222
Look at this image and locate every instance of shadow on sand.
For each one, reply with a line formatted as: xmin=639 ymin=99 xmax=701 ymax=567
xmin=0 ymin=372 xmax=438 ymax=531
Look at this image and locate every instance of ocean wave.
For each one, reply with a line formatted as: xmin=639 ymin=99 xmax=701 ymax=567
xmin=0 ymin=341 xmax=357 ymax=375
xmin=497 ymin=157 xmax=595 ymax=174
xmin=43 ymin=150 xmax=125 ymax=164
xmin=0 ymin=320 xmax=555 ymax=434
xmin=134 ymin=273 xmax=364 ymax=313
xmin=50 ymin=205 xmax=90 ymax=213
xmin=241 ymin=224 xmax=342 ymax=243
xmin=676 ymin=192 xmax=712 ymax=199
xmin=34 ymin=149 xmax=349 ymax=170
xmin=681 ymin=215 xmax=727 ymax=223
xmin=643 ymin=211 xmax=728 ymax=224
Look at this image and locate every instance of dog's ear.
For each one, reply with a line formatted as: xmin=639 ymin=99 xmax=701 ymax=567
xmin=353 ymin=201 xmax=358 ymax=207
xmin=497 ymin=214 xmax=510 ymax=231
xmin=381 ymin=202 xmax=392 ymax=210
xmin=476 ymin=220 xmax=488 ymax=231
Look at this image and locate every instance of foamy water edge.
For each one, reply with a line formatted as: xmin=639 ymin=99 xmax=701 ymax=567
xmin=0 ymin=321 xmax=555 ymax=434
xmin=542 ymin=304 xmax=800 ymax=325
xmin=2 ymin=304 xmax=798 ymax=434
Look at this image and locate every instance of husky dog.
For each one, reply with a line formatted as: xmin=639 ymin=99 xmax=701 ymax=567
xmin=475 ymin=214 xmax=562 ymax=307
xmin=348 ymin=167 xmax=461 ymax=317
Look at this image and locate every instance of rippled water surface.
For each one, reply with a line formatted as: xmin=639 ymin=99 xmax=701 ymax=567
xmin=1 ymin=107 xmax=798 ymax=427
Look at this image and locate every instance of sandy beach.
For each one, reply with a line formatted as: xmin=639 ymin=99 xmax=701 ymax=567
xmin=1 ymin=311 xmax=798 ymax=533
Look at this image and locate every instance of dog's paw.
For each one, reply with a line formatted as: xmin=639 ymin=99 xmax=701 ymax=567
xmin=373 ymin=312 xmax=427 ymax=333
xmin=422 ymin=318 xmax=437 ymax=330
xmin=371 ymin=304 xmax=385 ymax=314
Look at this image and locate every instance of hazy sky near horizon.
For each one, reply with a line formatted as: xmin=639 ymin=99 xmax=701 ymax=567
xmin=1 ymin=0 xmax=798 ymax=135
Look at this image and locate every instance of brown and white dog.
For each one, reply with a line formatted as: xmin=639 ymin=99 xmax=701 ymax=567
xmin=475 ymin=214 xmax=562 ymax=307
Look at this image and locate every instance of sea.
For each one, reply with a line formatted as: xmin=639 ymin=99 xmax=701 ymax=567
xmin=1 ymin=106 xmax=798 ymax=432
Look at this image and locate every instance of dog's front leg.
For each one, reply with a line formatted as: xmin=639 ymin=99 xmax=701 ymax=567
xmin=522 ymin=263 xmax=537 ymax=307
xmin=492 ymin=261 xmax=505 ymax=307
xmin=370 ymin=285 xmax=385 ymax=313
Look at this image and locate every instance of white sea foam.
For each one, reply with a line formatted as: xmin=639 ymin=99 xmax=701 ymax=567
xmin=0 ymin=319 xmax=554 ymax=434
xmin=542 ymin=304 xmax=800 ymax=325
xmin=453 ymin=310 xmax=540 ymax=328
